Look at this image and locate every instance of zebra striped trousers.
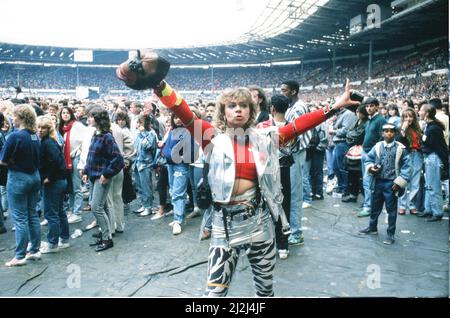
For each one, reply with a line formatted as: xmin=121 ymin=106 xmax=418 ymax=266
xmin=204 ymin=239 xmax=276 ymax=297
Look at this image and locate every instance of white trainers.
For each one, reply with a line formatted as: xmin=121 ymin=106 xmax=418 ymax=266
xmin=40 ymin=242 xmax=59 ymax=254
xmin=326 ymin=179 xmax=336 ymax=194
xmin=139 ymin=208 xmax=151 ymax=217
xmin=172 ymin=221 xmax=182 ymax=235
xmin=68 ymin=214 xmax=82 ymax=224
xmin=302 ymin=202 xmax=312 ymax=209
xmin=25 ymin=251 xmax=42 ymax=260
xmin=134 ymin=206 xmax=145 ymax=214
xmin=278 ymin=249 xmax=289 ymax=260
xmin=151 ymin=213 xmax=164 ymax=220
xmin=58 ymin=240 xmax=71 ymax=249
xmin=40 ymin=219 xmax=48 ymax=226
xmin=186 ymin=207 xmax=202 ymax=219
xmin=5 ymin=258 xmax=27 ymax=267
xmin=85 ymin=220 xmax=97 ymax=230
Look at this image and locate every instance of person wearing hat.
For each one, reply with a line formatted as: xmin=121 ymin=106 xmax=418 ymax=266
xmin=359 ymin=97 xmax=386 ymax=217
xmin=358 ymin=123 xmax=411 ymax=245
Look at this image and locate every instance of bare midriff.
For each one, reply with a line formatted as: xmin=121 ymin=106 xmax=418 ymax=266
xmin=232 ymin=178 xmax=258 ymax=197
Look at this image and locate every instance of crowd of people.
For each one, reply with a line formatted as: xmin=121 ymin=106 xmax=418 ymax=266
xmin=0 ymin=48 xmax=448 ymax=296
xmin=0 ymin=43 xmax=446 ymax=95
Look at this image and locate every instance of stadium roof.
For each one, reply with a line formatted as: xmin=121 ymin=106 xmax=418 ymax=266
xmin=0 ymin=0 xmax=330 ymax=49
xmin=0 ymin=0 xmax=447 ymax=65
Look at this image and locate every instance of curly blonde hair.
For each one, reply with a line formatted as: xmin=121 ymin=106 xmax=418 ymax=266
xmin=13 ymin=104 xmax=37 ymax=132
xmin=213 ymin=87 xmax=257 ymax=132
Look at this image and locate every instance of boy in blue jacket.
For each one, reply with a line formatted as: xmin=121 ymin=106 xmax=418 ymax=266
xmin=358 ymin=123 xmax=411 ymax=245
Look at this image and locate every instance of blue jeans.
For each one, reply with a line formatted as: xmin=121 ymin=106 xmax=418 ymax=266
xmin=399 ymin=151 xmax=423 ymax=211
xmin=333 ymin=141 xmax=349 ymax=194
xmin=361 ymin=150 xmax=372 ymax=212
xmin=189 ymin=166 xmax=203 ymax=206
xmin=133 ymin=165 xmax=154 ymax=209
xmin=369 ymin=178 xmax=398 ymax=236
xmin=290 ymin=149 xmax=306 ymax=239
xmin=424 ymin=153 xmax=443 ymax=217
xmin=69 ymin=156 xmax=83 ymax=215
xmin=43 ymin=179 xmax=69 ymax=246
xmin=303 ymin=156 xmax=312 ymax=203
xmin=91 ymin=178 xmax=112 ymax=240
xmin=168 ymin=164 xmax=189 ymax=223
xmin=326 ymin=146 xmax=335 ymax=179
xmin=0 ymin=185 xmax=8 ymax=212
xmin=7 ymin=170 xmax=41 ymax=259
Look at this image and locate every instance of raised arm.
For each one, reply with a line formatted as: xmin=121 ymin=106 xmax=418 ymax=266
xmin=153 ymin=81 xmax=215 ymax=150
xmin=278 ymin=79 xmax=360 ymax=145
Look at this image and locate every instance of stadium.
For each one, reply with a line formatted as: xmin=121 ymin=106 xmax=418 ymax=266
xmin=0 ymin=0 xmax=448 ymax=299
xmin=0 ymin=0 xmax=447 ymax=102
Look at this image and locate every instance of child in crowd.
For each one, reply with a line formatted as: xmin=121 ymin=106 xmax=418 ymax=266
xmin=359 ymin=123 xmax=411 ymax=245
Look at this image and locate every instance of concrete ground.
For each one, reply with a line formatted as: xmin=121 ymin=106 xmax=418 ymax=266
xmin=0 ymin=193 xmax=448 ymax=297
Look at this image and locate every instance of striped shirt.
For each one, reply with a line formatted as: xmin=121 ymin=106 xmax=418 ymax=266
xmin=285 ymin=99 xmax=312 ymax=152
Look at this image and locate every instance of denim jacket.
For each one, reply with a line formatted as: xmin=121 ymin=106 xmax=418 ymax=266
xmin=134 ymin=130 xmax=157 ymax=171
xmin=208 ymin=127 xmax=284 ymax=220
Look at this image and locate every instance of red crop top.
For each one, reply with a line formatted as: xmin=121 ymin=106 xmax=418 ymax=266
xmin=233 ymin=138 xmax=257 ymax=181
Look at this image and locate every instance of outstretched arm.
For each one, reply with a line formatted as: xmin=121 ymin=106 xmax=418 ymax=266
xmin=154 ymin=81 xmax=215 ymax=150
xmin=278 ymin=79 xmax=360 ymax=145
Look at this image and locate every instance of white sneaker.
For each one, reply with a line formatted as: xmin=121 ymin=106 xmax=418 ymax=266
xmin=58 ymin=240 xmax=71 ymax=249
xmin=278 ymin=249 xmax=289 ymax=260
xmin=302 ymin=202 xmax=312 ymax=209
xmin=326 ymin=180 xmax=336 ymax=194
xmin=5 ymin=258 xmax=27 ymax=267
xmin=186 ymin=207 xmax=202 ymax=219
xmin=68 ymin=214 xmax=82 ymax=224
xmin=25 ymin=251 xmax=42 ymax=260
xmin=134 ymin=206 xmax=145 ymax=214
xmin=151 ymin=213 xmax=164 ymax=220
xmin=85 ymin=220 xmax=97 ymax=230
xmin=139 ymin=209 xmax=151 ymax=217
xmin=40 ymin=242 xmax=59 ymax=254
xmin=172 ymin=222 xmax=182 ymax=235
xmin=40 ymin=219 xmax=48 ymax=226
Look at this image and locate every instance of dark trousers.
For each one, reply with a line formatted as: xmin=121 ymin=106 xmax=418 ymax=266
xmin=347 ymin=169 xmax=363 ymax=197
xmin=157 ymin=165 xmax=169 ymax=206
xmin=369 ymin=179 xmax=398 ymax=236
xmin=275 ymin=166 xmax=291 ymax=250
xmin=310 ymin=149 xmax=325 ymax=197
xmin=122 ymin=165 xmax=136 ymax=204
xmin=43 ymin=179 xmax=69 ymax=245
xmin=415 ymin=173 xmax=425 ymax=212
xmin=0 ymin=210 xmax=4 ymax=229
